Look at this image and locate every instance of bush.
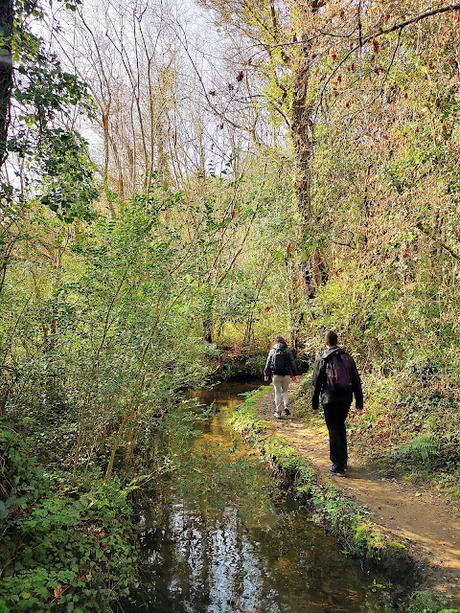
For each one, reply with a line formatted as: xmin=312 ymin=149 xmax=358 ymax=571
xmin=407 ymin=590 xmax=456 ymax=613
xmin=0 ymin=427 xmax=137 ymax=612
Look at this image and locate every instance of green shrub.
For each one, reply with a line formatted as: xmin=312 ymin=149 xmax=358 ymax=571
xmin=407 ymin=590 xmax=457 ymax=613
xmin=0 ymin=427 xmax=137 ymax=612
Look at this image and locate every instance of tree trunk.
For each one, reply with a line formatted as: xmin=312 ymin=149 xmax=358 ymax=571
xmin=289 ymin=28 xmax=315 ymax=349
xmin=0 ymin=0 xmax=13 ymax=168
xmin=202 ymin=293 xmax=214 ymax=343
xmin=289 ymin=2 xmax=328 ymax=347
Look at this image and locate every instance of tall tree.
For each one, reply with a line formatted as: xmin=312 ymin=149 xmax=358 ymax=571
xmin=0 ymin=0 xmax=13 ymax=166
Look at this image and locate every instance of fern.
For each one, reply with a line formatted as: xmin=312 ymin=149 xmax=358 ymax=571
xmin=394 ymin=434 xmax=440 ymax=464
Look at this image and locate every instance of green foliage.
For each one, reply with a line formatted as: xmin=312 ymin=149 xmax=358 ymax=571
xmin=0 ymin=427 xmax=137 ymax=611
xmin=346 ymin=367 xmax=460 ymax=493
xmin=407 ymin=591 xmax=457 ymax=613
xmin=393 ymin=434 xmax=441 ymax=464
xmin=2 ymin=193 xmax=210 ymax=471
xmin=4 ymin=0 xmax=97 ymax=219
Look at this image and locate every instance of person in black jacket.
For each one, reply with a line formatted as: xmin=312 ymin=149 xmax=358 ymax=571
xmin=311 ymin=331 xmax=363 ymax=476
xmin=264 ymin=336 xmax=297 ymax=418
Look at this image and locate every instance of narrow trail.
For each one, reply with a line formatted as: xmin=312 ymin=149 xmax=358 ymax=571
xmin=258 ymin=384 xmax=460 ymax=604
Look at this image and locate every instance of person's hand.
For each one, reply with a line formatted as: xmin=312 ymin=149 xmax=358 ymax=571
xmin=291 ymin=375 xmax=297 ymax=382
xmin=264 ymin=375 xmax=269 ymax=382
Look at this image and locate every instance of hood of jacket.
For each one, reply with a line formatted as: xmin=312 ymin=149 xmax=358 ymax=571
xmin=321 ymin=345 xmax=341 ymax=360
xmin=274 ymin=342 xmax=287 ymax=351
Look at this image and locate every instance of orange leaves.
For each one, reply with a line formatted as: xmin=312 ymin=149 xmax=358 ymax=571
xmin=298 ymin=178 xmax=307 ymax=190
xmin=329 ymin=267 xmax=343 ymax=278
xmin=372 ymin=39 xmax=380 ymax=54
xmin=329 ymin=48 xmax=337 ymax=62
xmin=53 ymin=585 xmax=63 ymax=601
xmin=263 ymin=305 xmax=272 ymax=313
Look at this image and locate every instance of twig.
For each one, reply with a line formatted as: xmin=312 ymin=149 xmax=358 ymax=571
xmin=317 ymin=3 xmax=460 ymax=111
xmin=416 ymin=222 xmax=460 ymax=261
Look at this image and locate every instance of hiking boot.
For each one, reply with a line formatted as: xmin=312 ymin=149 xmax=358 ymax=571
xmin=273 ymin=411 xmax=282 ymax=419
xmin=284 ymin=407 xmax=291 ymax=416
xmin=329 ymin=464 xmax=346 ymax=477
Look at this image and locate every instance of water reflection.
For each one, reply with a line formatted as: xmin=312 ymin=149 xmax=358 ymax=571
xmin=123 ymin=382 xmax=388 ymax=613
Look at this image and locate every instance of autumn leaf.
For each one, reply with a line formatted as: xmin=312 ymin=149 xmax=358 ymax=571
xmin=236 ymin=70 xmax=244 ymax=82
xmin=54 ymin=585 xmax=63 ymax=601
xmin=372 ymin=39 xmax=380 ymax=53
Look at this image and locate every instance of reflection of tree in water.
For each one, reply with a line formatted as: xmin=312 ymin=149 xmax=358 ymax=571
xmin=167 ymin=502 xmax=275 ymax=613
xmin=125 ymin=385 xmax=385 ymax=613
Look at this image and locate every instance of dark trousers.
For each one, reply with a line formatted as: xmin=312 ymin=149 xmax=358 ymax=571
xmin=323 ymin=402 xmax=351 ymax=470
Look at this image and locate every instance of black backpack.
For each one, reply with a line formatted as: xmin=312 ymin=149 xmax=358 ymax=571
xmin=324 ymin=352 xmax=354 ymax=392
xmin=272 ymin=347 xmax=289 ymax=375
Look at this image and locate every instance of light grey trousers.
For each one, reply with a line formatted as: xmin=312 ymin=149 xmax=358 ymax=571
xmin=272 ymin=375 xmax=290 ymax=413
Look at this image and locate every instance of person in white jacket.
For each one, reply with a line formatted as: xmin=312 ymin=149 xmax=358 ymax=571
xmin=264 ymin=336 xmax=297 ymax=418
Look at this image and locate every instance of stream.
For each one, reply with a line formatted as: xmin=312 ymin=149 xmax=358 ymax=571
xmin=122 ymin=381 xmax=389 ymax=613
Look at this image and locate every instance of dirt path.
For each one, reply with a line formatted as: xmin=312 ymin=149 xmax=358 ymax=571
xmin=259 ymin=386 xmax=460 ymax=604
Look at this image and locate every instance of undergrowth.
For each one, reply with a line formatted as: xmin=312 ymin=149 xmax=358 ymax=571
xmin=291 ymin=368 xmax=460 ymax=504
xmin=0 ymin=427 xmax=138 ymax=612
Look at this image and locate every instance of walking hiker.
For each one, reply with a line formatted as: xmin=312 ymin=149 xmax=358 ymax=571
xmin=311 ymin=331 xmax=363 ymax=477
xmin=264 ymin=336 xmax=297 ymax=419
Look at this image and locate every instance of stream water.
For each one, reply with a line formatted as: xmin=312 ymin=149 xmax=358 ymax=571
xmin=122 ymin=381 xmax=389 ymax=613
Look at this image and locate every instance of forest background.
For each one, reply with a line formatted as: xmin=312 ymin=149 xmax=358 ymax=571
xmin=0 ymin=0 xmax=459 ymax=609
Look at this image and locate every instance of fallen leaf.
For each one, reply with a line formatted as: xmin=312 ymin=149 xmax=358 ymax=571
xmin=54 ymin=585 xmax=63 ymax=600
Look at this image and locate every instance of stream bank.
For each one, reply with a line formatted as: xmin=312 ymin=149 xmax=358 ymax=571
xmin=231 ymin=386 xmax=459 ymax=612
xmin=121 ymin=381 xmax=392 ymax=612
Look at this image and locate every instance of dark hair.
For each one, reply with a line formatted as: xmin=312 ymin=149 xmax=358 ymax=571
xmin=275 ymin=335 xmax=287 ymax=345
xmin=325 ymin=330 xmax=338 ymax=346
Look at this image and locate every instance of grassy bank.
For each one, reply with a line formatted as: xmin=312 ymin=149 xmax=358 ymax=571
xmin=231 ymin=388 xmax=456 ymax=612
